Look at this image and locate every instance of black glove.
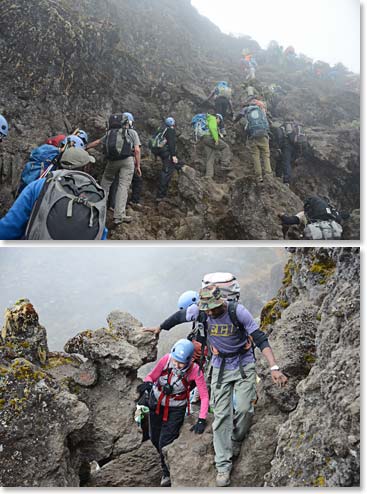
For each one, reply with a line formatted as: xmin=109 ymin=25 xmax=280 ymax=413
xmin=190 ymin=418 xmax=207 ymax=434
xmin=137 ymin=382 xmax=153 ymax=395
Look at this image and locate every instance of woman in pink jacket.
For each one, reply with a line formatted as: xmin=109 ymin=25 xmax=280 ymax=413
xmin=137 ymin=338 xmax=209 ymax=487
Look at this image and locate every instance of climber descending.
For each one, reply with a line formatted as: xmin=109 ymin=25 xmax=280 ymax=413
xmin=144 ymin=285 xmax=287 ymax=487
xmin=137 ymin=338 xmax=209 ymax=488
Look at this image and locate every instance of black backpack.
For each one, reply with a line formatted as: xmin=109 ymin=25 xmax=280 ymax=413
xmin=108 ymin=113 xmax=125 ymax=129
xmin=104 ymin=128 xmax=134 ymax=161
xmin=304 ymin=196 xmax=341 ymax=223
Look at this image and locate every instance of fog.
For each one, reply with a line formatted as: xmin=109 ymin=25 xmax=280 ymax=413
xmin=191 ymin=0 xmax=360 ymax=73
xmin=0 ymin=247 xmax=287 ymax=354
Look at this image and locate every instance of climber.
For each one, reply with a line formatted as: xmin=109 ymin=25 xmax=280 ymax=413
xmin=153 ymin=117 xmax=184 ymax=202
xmin=137 ymin=338 xmax=209 ymax=488
xmin=0 ymin=147 xmax=107 ymax=240
xmin=87 ymin=112 xmax=141 ymax=225
xmin=192 ymin=112 xmax=231 ymax=180
xmin=243 ymin=54 xmax=258 ymax=81
xmin=274 ymin=121 xmax=307 ymax=185
xmin=144 ymin=285 xmax=287 ymax=487
xmin=233 ymin=99 xmax=272 ymax=183
xmin=278 ymin=196 xmax=348 ymax=240
xmin=0 ymin=114 xmax=9 ymax=142
xmin=74 ymin=129 xmax=89 ymax=146
xmin=206 ymin=81 xmax=234 ymax=119
xmin=284 ymin=46 xmax=296 ymax=67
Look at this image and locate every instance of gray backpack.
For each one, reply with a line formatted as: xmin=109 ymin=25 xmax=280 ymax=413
xmin=25 ymin=170 xmax=106 ymax=240
xmin=303 ymin=220 xmax=343 ymax=240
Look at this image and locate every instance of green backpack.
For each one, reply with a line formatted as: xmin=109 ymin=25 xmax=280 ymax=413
xmin=148 ymin=127 xmax=168 ymax=155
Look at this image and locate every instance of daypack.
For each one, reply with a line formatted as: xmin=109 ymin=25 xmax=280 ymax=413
xmin=303 ymin=220 xmax=343 ymax=240
xmin=104 ymin=128 xmax=134 ymax=161
xmin=24 ymin=170 xmax=106 ymax=240
xmin=215 ymin=82 xmax=232 ymax=99
xmin=245 ymin=105 xmax=269 ymax=138
xmin=18 ymin=145 xmax=61 ymax=195
xmin=148 ymin=127 xmax=168 ymax=156
xmin=202 ymin=272 xmax=240 ymax=301
xmin=303 ymin=196 xmax=341 ymax=224
xmin=283 ymin=122 xmax=307 ymax=146
xmin=108 ymin=113 xmax=125 ymax=129
xmin=191 ymin=113 xmax=210 ymax=141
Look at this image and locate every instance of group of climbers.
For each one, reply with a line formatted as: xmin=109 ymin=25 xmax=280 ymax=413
xmin=138 ymin=273 xmax=288 ymax=487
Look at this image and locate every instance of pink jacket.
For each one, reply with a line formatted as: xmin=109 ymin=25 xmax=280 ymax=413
xmin=145 ymin=354 xmax=209 ymax=419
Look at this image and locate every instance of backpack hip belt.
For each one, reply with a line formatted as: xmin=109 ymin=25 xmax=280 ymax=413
xmin=214 ymin=345 xmax=250 ymax=389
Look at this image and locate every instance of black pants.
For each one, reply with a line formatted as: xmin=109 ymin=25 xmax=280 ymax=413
xmin=215 ymin=96 xmax=230 ymax=118
xmin=108 ymin=170 xmax=142 ymax=208
xmin=149 ymin=405 xmax=186 ymax=477
xmin=276 ymin=141 xmax=296 ymax=184
xmin=157 ymin=152 xmax=183 ymax=199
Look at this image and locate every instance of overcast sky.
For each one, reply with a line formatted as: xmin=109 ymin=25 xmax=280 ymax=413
xmin=191 ymin=0 xmax=360 ymax=73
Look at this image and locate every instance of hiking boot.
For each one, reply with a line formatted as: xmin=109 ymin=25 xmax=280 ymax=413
xmin=232 ymin=440 xmax=242 ymax=459
xmin=121 ymin=215 xmax=132 ymax=223
xmin=160 ymin=476 xmax=171 ymax=487
xmin=128 ymin=202 xmax=143 ymax=210
xmin=216 ymin=471 xmax=231 ymax=487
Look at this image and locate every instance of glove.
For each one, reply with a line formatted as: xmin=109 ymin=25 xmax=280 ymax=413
xmin=190 ymin=418 xmax=207 ymax=434
xmin=137 ymin=381 xmax=153 ymax=395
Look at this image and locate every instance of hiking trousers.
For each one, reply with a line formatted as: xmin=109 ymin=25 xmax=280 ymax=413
xmin=211 ymin=363 xmax=257 ymax=473
xmin=201 ymin=136 xmax=231 ymax=179
xmin=101 ymin=157 xmax=134 ymax=221
xmin=215 ymin=96 xmax=231 ymax=118
xmin=281 ymin=140 xmax=296 ymax=184
xmin=247 ymin=136 xmax=272 ymax=178
xmin=149 ymin=405 xmax=186 ymax=477
xmin=157 ymin=152 xmax=183 ymax=199
xmin=108 ymin=169 xmax=142 ymax=208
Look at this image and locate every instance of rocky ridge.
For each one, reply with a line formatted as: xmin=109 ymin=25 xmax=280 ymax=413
xmin=0 ymin=0 xmax=360 ymax=239
xmin=0 ymin=248 xmax=360 ymax=487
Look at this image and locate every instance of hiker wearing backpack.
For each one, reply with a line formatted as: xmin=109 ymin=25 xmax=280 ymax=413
xmin=0 ymin=114 xmax=8 ymax=142
xmin=144 ymin=285 xmax=287 ymax=487
xmin=192 ymin=112 xmax=231 ymax=179
xmin=243 ymin=54 xmax=258 ymax=81
xmin=137 ymin=338 xmax=209 ymax=487
xmin=150 ymin=117 xmax=183 ymax=202
xmin=274 ymin=121 xmax=307 ymax=185
xmin=0 ymin=148 xmax=107 ymax=240
xmin=87 ymin=112 xmax=141 ymax=225
xmin=279 ymin=196 xmax=347 ymax=240
xmin=207 ymin=81 xmax=234 ymax=119
xmin=234 ymin=99 xmax=272 ymax=183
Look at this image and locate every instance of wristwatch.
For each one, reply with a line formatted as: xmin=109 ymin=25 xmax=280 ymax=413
xmin=270 ymin=365 xmax=280 ymax=371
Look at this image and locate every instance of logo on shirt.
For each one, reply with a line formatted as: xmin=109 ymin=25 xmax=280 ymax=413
xmin=209 ymin=323 xmax=236 ymax=337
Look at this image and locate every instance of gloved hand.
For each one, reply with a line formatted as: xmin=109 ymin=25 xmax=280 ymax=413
xmin=137 ymin=381 xmax=153 ymax=395
xmin=190 ymin=418 xmax=207 ymax=434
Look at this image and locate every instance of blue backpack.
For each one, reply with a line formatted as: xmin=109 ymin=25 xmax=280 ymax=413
xmin=191 ymin=114 xmax=209 ymax=141
xmin=245 ymin=105 xmax=269 ymax=138
xmin=18 ymin=144 xmax=60 ymax=195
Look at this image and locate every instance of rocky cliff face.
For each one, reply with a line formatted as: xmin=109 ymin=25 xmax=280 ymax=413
xmin=0 ymin=0 xmax=360 ymax=239
xmin=0 ymin=248 xmax=360 ymax=487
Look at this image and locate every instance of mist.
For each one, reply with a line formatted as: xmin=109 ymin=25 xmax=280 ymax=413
xmin=0 ymin=247 xmax=287 ymax=353
xmin=191 ymin=0 xmax=360 ymax=73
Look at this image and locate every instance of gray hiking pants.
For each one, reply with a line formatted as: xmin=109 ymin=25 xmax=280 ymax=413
xmin=101 ymin=157 xmax=135 ymax=221
xmin=211 ymin=363 xmax=257 ymax=473
xmin=201 ymin=136 xmax=231 ymax=178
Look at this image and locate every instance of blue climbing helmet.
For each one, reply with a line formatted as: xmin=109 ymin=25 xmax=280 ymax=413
xmin=64 ymin=135 xmax=85 ymax=149
xmin=76 ymin=129 xmax=89 ymax=144
xmin=170 ymin=339 xmax=195 ymax=365
xmin=165 ymin=117 xmax=175 ymax=127
xmin=177 ymin=290 xmax=199 ymax=310
xmin=123 ymin=112 xmax=134 ymax=127
xmin=0 ymin=114 xmax=9 ymax=140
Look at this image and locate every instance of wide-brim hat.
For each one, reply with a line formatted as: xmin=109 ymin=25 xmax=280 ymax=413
xmin=198 ymin=285 xmax=224 ymax=311
xmin=60 ymin=147 xmax=96 ymax=169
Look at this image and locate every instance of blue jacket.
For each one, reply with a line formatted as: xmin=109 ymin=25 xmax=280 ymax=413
xmin=0 ymin=179 xmax=108 ymax=240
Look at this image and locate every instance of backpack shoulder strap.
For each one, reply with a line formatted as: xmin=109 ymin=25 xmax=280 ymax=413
xmin=228 ymin=301 xmax=245 ymax=332
xmin=24 ymin=177 xmax=54 ymax=239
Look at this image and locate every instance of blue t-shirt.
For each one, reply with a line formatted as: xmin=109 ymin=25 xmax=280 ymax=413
xmin=187 ymin=303 xmax=259 ymax=370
